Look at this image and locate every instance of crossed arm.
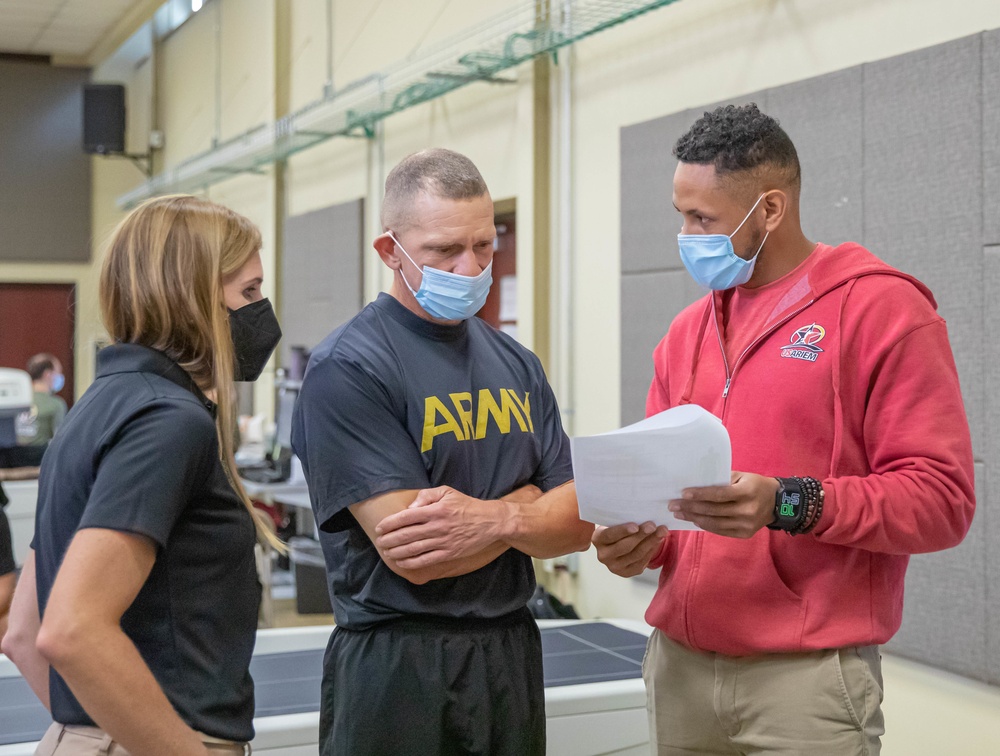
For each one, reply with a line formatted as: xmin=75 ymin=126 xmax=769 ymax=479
xmin=351 ymin=481 xmax=593 ymax=585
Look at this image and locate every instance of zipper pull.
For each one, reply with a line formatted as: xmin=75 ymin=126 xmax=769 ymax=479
xmin=723 ymin=378 xmax=731 ymax=398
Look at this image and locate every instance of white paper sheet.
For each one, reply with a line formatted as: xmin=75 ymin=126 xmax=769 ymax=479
xmin=570 ymin=404 xmax=732 ymax=529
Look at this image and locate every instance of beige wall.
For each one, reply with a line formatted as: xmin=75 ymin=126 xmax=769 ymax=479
xmin=159 ymin=4 xmax=215 ymax=165
xmin=80 ymin=0 xmax=1000 ymax=750
xmin=284 ymin=0 xmax=536 ymax=331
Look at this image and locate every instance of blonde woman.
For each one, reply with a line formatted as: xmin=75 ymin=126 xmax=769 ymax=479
xmin=2 ymin=195 xmax=282 ymax=756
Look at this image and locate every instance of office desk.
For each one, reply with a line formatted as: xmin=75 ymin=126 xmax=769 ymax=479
xmin=240 ymin=479 xmax=314 ymax=530
xmin=0 ymin=619 xmax=652 ymax=756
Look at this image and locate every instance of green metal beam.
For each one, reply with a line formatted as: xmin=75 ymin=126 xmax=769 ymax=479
xmin=118 ymin=0 xmax=684 ymax=209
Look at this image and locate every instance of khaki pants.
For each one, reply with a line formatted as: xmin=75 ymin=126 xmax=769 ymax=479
xmin=643 ymin=630 xmax=884 ymax=755
xmin=35 ymin=724 xmax=251 ymax=755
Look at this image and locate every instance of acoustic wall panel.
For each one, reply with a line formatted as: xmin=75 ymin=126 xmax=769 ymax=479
xmin=620 ymin=93 xmax=769 ymax=276
xmin=862 ymin=34 xmax=984 ymax=456
xmin=767 ymin=66 xmax=864 ymax=247
xmin=0 ymin=60 xmax=91 ymax=263
xmin=884 ymin=462 xmax=987 ymax=681
xmin=983 ymin=245 xmax=1000 ymax=684
xmin=984 ymin=30 xmax=1000 ymax=246
xmin=281 ymin=199 xmax=365 ymax=366
xmin=620 ymin=111 xmax=695 ymax=274
xmin=620 ymin=270 xmax=704 ymax=426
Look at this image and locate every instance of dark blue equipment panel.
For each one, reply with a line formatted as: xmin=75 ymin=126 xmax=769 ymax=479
xmin=0 ymin=622 xmax=647 ymax=745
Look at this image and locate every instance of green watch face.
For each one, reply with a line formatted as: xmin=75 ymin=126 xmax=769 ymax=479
xmin=779 ymin=491 xmax=801 ymax=517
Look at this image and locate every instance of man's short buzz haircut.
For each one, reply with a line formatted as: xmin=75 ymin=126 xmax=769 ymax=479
xmin=381 ymin=148 xmax=489 ymax=231
xmin=27 ymin=353 xmax=57 ymax=381
xmin=673 ymin=103 xmax=801 ymax=194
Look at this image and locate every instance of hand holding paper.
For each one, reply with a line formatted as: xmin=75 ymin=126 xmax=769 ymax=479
xmin=571 ymin=404 xmax=731 ymax=529
xmin=591 ymin=522 xmax=670 ymax=577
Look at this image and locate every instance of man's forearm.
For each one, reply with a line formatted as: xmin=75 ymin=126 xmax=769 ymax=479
xmin=383 ymin=485 xmax=537 ymax=583
xmin=375 ymin=482 xmax=592 ymax=571
xmin=390 ymin=540 xmax=511 ymax=584
xmin=499 ymin=482 xmax=593 ymax=558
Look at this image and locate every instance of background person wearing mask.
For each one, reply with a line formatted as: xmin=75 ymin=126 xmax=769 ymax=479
xmin=592 ymin=104 xmax=975 ymax=755
xmin=20 ymin=354 xmax=68 ymax=447
xmin=3 ymin=195 xmax=282 ymax=756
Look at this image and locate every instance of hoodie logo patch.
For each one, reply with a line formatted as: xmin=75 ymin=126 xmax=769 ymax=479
xmin=780 ymin=323 xmax=825 ymax=362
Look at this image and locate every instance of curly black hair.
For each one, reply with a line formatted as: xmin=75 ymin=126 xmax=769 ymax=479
xmin=673 ymin=103 xmax=800 ymax=188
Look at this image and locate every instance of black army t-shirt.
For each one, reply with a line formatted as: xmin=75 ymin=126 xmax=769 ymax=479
xmin=32 ymin=344 xmax=260 ymax=742
xmin=291 ymin=293 xmax=573 ymax=630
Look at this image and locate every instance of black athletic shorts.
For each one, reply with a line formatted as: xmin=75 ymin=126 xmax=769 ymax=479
xmin=320 ymin=606 xmax=545 ymax=756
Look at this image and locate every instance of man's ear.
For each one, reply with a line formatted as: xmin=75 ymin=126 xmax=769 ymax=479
xmin=762 ymin=189 xmax=789 ymax=233
xmin=374 ymin=232 xmax=401 ymax=270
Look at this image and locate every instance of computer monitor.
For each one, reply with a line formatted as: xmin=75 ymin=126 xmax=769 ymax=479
xmin=272 ymin=383 xmax=299 ymax=455
xmin=0 ymin=368 xmax=32 ymax=449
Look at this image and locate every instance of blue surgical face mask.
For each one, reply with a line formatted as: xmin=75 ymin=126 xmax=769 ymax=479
xmin=391 ymin=233 xmax=493 ymax=321
xmin=50 ymin=373 xmax=65 ymax=393
xmin=677 ymin=193 xmax=769 ymax=290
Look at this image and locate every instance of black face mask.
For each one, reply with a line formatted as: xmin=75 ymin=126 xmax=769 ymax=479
xmin=229 ymin=298 xmax=282 ymax=381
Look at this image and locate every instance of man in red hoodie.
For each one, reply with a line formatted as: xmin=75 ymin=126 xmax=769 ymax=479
xmin=593 ymin=104 xmax=975 ymax=754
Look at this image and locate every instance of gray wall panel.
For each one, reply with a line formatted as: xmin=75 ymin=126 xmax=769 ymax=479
xmin=767 ymin=66 xmax=864 ymax=246
xmin=885 ymin=463 xmax=987 ymax=681
xmin=984 ymin=30 xmax=1000 ymax=246
xmin=620 ymin=112 xmax=693 ymax=274
xmin=984 ymin=246 xmax=1000 ymax=682
xmin=621 ymin=93 xmax=769 ymax=276
xmin=281 ymin=199 xmax=364 ymax=365
xmin=620 ymin=271 xmax=704 ymax=426
xmin=0 ymin=60 xmax=91 ymax=263
xmin=862 ymin=34 xmax=984 ymax=456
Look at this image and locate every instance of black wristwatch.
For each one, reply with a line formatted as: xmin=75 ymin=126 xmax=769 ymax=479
xmin=767 ymin=476 xmax=825 ymax=535
xmin=768 ymin=477 xmax=805 ymax=532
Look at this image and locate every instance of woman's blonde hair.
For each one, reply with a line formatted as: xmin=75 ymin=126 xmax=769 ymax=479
xmin=100 ymin=194 xmax=282 ymax=550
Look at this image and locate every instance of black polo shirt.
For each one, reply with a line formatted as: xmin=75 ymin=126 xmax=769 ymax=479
xmin=291 ymin=293 xmax=573 ymax=630
xmin=32 ymin=343 xmax=260 ymax=741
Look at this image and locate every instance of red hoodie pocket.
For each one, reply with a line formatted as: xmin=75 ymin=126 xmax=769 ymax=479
xmin=687 ymin=535 xmax=808 ymax=655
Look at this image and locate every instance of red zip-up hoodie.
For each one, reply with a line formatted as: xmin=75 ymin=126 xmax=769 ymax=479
xmin=644 ymin=242 xmax=975 ymax=655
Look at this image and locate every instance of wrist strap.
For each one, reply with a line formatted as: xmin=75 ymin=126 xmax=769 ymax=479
xmin=768 ymin=476 xmax=825 ymax=535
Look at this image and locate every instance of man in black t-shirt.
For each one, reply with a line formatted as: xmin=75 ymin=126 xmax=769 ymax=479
xmin=292 ymin=148 xmax=592 ymax=756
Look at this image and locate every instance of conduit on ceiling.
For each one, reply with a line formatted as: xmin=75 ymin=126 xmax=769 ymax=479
xmin=116 ymin=0 xmax=682 ymax=209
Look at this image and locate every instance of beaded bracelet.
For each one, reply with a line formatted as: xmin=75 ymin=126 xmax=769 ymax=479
xmin=790 ymin=476 xmax=825 ymax=535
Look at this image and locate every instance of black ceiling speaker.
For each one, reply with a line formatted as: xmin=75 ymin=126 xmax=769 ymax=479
xmin=83 ymin=83 xmax=126 ymax=155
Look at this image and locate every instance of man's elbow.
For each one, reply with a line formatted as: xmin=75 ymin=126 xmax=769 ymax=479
xmin=572 ymin=521 xmax=596 ymax=552
xmin=915 ymin=489 xmax=976 ymax=554
xmin=563 ymin=520 xmax=596 ymax=555
xmin=943 ymin=493 xmax=976 ymax=550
